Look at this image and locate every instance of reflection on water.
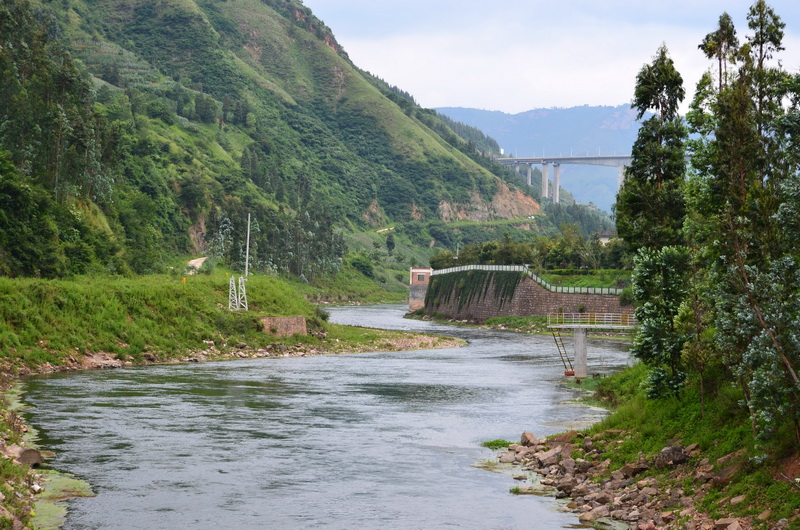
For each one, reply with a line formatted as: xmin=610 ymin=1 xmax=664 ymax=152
xmin=23 ymin=304 xmax=630 ymax=529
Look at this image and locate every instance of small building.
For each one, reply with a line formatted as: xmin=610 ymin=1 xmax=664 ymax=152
xmin=408 ymin=267 xmax=433 ymax=311
xmin=596 ymin=231 xmax=617 ymax=246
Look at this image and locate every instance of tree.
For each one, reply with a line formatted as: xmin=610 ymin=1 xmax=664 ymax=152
xmin=385 ymin=232 xmax=395 ymax=254
xmin=699 ymin=12 xmax=739 ymax=92
xmin=686 ymin=2 xmax=800 ymax=442
xmin=616 ymin=45 xmax=691 ymax=397
xmin=615 ymin=45 xmax=687 ymax=253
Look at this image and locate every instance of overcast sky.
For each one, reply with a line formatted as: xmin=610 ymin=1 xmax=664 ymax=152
xmin=301 ymin=0 xmax=800 ymax=114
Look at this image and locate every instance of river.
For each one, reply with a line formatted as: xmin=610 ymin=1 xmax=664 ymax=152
xmin=22 ymin=304 xmax=631 ymax=529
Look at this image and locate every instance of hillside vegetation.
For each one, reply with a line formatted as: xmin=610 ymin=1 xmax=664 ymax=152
xmin=0 ymin=0 xmax=612 ymax=282
xmin=592 ymin=3 xmax=800 ymax=527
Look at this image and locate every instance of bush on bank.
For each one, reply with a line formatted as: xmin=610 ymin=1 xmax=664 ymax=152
xmin=588 ymin=363 xmax=800 ymax=525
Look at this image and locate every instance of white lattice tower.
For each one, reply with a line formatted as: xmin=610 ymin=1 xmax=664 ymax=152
xmin=238 ymin=276 xmax=248 ymax=311
xmin=228 ymin=276 xmax=239 ymax=310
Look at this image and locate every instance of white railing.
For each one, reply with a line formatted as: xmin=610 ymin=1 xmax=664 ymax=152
xmin=547 ymin=313 xmax=638 ymax=328
xmin=430 ymin=264 xmax=624 ymax=295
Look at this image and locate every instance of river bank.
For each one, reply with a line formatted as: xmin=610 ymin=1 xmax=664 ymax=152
xmin=408 ymin=312 xmax=800 ymax=528
xmin=490 ymin=429 xmax=788 ymax=530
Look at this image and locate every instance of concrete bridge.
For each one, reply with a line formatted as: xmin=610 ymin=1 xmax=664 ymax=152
xmin=497 ymin=155 xmax=632 ymax=204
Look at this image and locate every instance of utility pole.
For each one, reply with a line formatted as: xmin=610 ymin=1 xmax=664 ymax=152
xmin=229 ymin=213 xmax=252 ymax=311
xmin=244 ymin=213 xmax=251 ymax=278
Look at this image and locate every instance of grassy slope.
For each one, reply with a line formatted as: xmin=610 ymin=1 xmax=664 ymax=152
xmin=538 ymin=269 xmax=631 ymax=288
xmin=585 ymin=363 xmax=800 ymax=527
xmin=0 ymin=270 xmax=421 ymax=369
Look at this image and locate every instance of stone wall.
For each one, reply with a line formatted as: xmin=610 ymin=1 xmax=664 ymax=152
xmin=408 ymin=284 xmax=428 ymax=311
xmin=425 ymin=273 xmax=632 ymax=323
xmin=260 ymin=316 xmax=308 ymax=337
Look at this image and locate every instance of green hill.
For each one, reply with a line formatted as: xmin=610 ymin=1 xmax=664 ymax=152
xmin=0 ymin=0 xmax=612 ymax=280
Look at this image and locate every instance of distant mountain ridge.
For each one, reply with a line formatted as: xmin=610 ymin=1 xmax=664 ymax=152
xmin=436 ymin=105 xmax=643 ymax=212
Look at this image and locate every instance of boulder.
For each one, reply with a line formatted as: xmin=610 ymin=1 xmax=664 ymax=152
xmin=536 ymin=446 xmax=562 ymax=467
xmin=711 ymin=465 xmax=740 ymax=487
xmin=579 ymin=505 xmax=610 ymax=522
xmin=715 ymin=518 xmax=742 ymax=530
xmin=498 ymin=451 xmax=517 ymax=464
xmin=548 ymin=430 xmax=578 ymax=444
xmin=556 ymin=475 xmax=577 ymax=494
xmin=19 ymin=449 xmax=43 ymax=467
xmin=654 ymin=446 xmax=690 ymax=468
xmin=620 ymin=461 xmax=649 ymax=478
xmin=520 ymin=431 xmax=538 ymax=447
xmin=716 ymin=449 xmax=744 ymax=468
xmin=588 ymin=490 xmax=613 ymax=505
xmin=729 ymin=494 xmax=746 ymax=506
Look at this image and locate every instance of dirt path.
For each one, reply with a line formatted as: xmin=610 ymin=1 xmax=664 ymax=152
xmin=186 ymin=256 xmax=208 ymax=273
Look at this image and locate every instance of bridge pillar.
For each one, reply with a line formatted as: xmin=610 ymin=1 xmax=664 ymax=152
xmin=526 ymin=163 xmax=532 ymax=187
xmin=618 ymin=165 xmax=626 ymax=188
xmin=541 ymin=163 xmax=549 ymax=199
xmin=553 ymin=163 xmax=561 ymax=204
xmin=574 ymin=328 xmax=588 ymax=378
xmin=515 ymin=163 xmax=521 ymax=175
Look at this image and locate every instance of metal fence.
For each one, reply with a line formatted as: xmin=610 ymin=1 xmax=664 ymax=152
xmin=547 ymin=313 xmax=638 ymax=328
xmin=430 ymin=264 xmax=624 ymax=296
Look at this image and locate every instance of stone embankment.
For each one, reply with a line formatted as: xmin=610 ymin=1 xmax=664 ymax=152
xmin=496 ymin=430 xmax=790 ymax=530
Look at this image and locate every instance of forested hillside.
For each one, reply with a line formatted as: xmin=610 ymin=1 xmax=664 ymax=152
xmin=0 ymin=0 xmax=612 ymax=280
xmin=614 ymin=1 xmax=800 ymax=487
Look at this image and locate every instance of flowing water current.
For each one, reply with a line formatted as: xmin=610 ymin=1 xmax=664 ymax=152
xmin=22 ymin=304 xmax=631 ymax=529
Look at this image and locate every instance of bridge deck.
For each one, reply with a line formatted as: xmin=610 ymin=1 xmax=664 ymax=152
xmin=547 ymin=313 xmax=637 ymax=330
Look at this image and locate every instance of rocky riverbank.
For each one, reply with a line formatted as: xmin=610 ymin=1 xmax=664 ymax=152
xmin=493 ymin=430 xmax=795 ymax=530
xmin=10 ymin=331 xmax=465 ymax=376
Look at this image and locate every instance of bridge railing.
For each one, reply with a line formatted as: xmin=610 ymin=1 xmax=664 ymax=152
xmin=547 ymin=313 xmax=638 ymax=328
xmin=431 ymin=264 xmax=624 ymax=295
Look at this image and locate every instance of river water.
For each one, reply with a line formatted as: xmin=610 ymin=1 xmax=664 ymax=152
xmin=22 ymin=304 xmax=631 ymax=529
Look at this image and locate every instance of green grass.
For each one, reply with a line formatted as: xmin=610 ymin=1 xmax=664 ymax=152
xmin=538 ymin=269 xmax=631 ymax=289
xmin=581 ymin=362 xmax=800 ymax=527
xmin=0 ymin=272 xmax=355 ymax=367
xmin=0 ymin=388 xmax=35 ymax=526
xmin=484 ymin=315 xmax=548 ymax=333
xmin=482 ymin=439 xmax=513 ymax=450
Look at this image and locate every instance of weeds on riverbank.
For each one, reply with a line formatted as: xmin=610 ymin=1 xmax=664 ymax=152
xmin=0 ymin=273 xmax=425 ymax=370
xmin=0 ymin=274 xmax=321 ymax=368
xmin=586 ymin=363 xmax=800 ymax=527
xmin=482 ymin=439 xmax=513 ymax=450
xmin=0 ymin=386 xmax=33 ymax=527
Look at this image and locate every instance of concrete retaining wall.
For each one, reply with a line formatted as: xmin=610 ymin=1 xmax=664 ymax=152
xmin=425 ymin=272 xmax=632 ymax=323
xmin=260 ymin=316 xmax=308 ymax=337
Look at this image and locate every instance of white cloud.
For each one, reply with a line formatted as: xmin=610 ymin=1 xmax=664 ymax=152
xmin=305 ymin=0 xmax=800 ymax=112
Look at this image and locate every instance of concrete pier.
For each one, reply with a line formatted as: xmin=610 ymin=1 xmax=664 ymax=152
xmin=541 ymin=163 xmax=549 ymax=199
xmin=553 ymin=163 xmax=561 ymax=204
xmin=574 ymin=328 xmax=588 ymax=378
